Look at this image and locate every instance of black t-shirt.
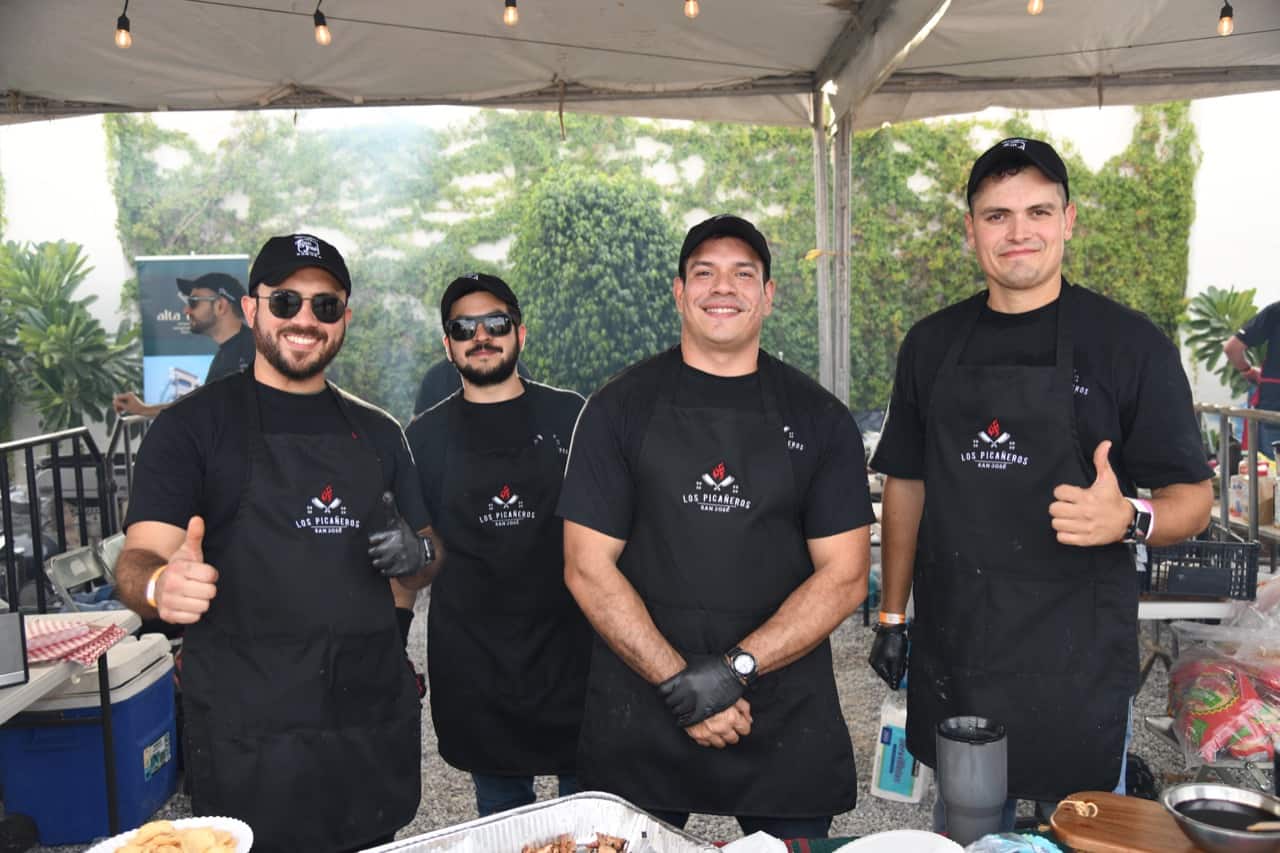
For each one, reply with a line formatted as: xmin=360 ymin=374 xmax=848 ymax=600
xmin=1237 ymin=301 xmax=1280 ymax=407
xmin=413 ymin=358 xmax=533 ymax=416
xmin=206 ymin=324 xmax=256 ymax=383
xmin=125 ymin=372 xmax=430 ymax=535
xmin=557 ymin=348 xmax=874 ymax=541
xmin=871 ymin=282 xmax=1212 ymax=490
xmin=406 ymin=380 xmax=584 ymax=521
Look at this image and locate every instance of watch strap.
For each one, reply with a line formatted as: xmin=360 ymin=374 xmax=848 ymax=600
xmin=1124 ymin=497 xmax=1155 ymax=543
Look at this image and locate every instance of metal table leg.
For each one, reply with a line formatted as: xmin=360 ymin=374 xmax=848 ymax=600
xmin=98 ymin=653 xmax=119 ymax=835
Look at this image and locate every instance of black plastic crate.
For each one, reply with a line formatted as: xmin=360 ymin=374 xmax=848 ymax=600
xmin=1141 ymin=537 xmax=1259 ymax=600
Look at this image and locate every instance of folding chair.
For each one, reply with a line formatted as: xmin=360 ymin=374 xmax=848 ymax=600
xmin=95 ymin=533 xmax=126 ymax=584
xmin=44 ymin=546 xmax=109 ymax=612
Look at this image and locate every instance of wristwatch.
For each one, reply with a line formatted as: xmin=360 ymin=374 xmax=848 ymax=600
xmin=1123 ymin=498 xmax=1154 ymax=544
xmin=726 ymin=646 xmax=758 ymax=687
xmin=420 ymin=535 xmax=436 ymax=566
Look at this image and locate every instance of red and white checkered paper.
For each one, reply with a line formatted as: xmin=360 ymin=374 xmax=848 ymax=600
xmin=25 ymin=616 xmax=127 ymax=666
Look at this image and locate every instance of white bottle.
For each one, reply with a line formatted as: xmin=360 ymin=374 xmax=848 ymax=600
xmin=869 ymin=683 xmax=931 ymax=803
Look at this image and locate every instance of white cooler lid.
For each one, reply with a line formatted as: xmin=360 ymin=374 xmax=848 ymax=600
xmin=41 ymin=632 xmax=170 ymax=699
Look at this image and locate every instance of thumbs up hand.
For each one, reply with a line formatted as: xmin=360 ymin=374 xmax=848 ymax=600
xmin=367 ymin=491 xmax=432 ymax=578
xmin=155 ymin=516 xmax=219 ymax=625
xmin=1049 ymin=441 xmax=1134 ymax=546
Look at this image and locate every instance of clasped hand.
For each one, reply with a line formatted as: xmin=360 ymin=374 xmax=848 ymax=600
xmin=658 ymin=655 xmax=752 ymax=748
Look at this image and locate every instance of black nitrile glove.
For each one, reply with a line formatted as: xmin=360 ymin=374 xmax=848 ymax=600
xmin=657 ymin=654 xmax=745 ymax=727
xmin=869 ymin=621 xmax=909 ymax=690
xmin=367 ymin=491 xmax=432 ymax=578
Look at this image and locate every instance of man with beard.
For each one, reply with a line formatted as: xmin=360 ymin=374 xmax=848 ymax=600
xmin=115 ymin=233 xmax=441 ymax=853
xmin=113 ymin=272 xmax=256 ymax=416
xmin=403 ymin=273 xmax=589 ymax=816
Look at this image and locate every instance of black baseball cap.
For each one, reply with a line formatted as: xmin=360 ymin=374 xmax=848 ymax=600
xmin=440 ymin=273 xmax=521 ymax=327
xmin=678 ymin=214 xmax=771 ymax=281
xmin=249 ymin=233 xmax=352 ymax=295
xmin=967 ymin=137 xmax=1070 ymax=208
xmin=176 ymin=272 xmax=245 ymax=303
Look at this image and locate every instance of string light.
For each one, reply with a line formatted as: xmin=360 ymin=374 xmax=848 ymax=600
xmin=1027 ymin=0 xmax=1044 ymax=15
xmin=503 ymin=0 xmax=519 ymax=26
xmin=114 ymin=0 xmax=132 ymax=49
xmin=684 ymin=0 xmax=700 ymax=18
xmin=314 ymin=2 xmax=332 ymax=45
xmin=1218 ymin=2 xmax=1235 ymax=36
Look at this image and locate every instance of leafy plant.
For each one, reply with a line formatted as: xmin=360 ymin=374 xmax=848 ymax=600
xmin=1185 ymin=285 xmax=1263 ymax=397
xmin=0 ymin=241 xmax=139 ymax=431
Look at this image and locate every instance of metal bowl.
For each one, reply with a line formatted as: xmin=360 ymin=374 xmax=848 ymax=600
xmin=1162 ymin=782 xmax=1280 ymax=853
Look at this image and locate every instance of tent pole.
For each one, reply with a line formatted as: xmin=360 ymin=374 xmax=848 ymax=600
xmin=833 ymin=111 xmax=852 ymax=407
xmin=812 ymin=90 xmax=834 ymax=392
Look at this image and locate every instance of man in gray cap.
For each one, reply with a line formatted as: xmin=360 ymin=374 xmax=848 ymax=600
xmin=869 ymin=137 xmax=1213 ymax=828
xmin=113 ymin=272 xmax=256 ymax=416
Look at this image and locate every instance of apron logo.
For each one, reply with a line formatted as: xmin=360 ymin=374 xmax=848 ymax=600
xmin=1073 ymin=369 xmax=1089 ymax=397
xmin=960 ymin=417 xmax=1031 ymax=471
xmin=682 ymin=461 xmax=753 ymax=513
xmin=295 ymin=483 xmax=361 ymax=534
xmin=478 ymin=482 xmax=536 ymax=528
xmin=782 ymin=424 xmax=806 ymax=452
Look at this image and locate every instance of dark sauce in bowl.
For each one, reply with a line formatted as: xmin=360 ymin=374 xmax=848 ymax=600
xmin=1177 ymin=799 xmax=1278 ymax=831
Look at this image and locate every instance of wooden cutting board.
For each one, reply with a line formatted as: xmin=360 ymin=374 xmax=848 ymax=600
xmin=1050 ymin=791 xmax=1197 ymax=853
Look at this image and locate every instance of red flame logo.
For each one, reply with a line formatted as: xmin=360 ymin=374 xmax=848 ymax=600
xmin=320 ymin=484 xmax=334 ymax=503
xmin=711 ymin=462 xmax=726 ymax=482
xmin=499 ymin=484 xmax=511 ymax=501
xmin=986 ymin=419 xmax=1002 ymax=439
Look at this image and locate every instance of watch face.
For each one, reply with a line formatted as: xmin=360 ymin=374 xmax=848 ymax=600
xmin=732 ymin=653 xmax=755 ymax=676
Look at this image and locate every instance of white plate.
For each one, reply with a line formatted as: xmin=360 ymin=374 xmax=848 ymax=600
xmin=84 ymin=816 xmax=253 ymax=853
xmin=832 ymin=829 xmax=964 ymax=853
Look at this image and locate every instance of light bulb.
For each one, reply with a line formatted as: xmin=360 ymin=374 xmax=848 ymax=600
xmin=114 ymin=15 xmax=132 ymax=48
xmin=314 ymin=10 xmax=332 ymax=45
xmin=504 ymin=0 xmax=519 ymax=26
xmin=1026 ymin=0 xmax=1044 ymax=15
xmin=684 ymin=0 xmax=700 ymax=18
xmin=1218 ymin=2 xmax=1234 ymax=36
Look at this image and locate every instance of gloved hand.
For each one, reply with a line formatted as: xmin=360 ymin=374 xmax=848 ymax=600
xmin=657 ymin=654 xmax=746 ymax=727
xmin=367 ymin=491 xmax=432 ymax=578
xmin=869 ymin=621 xmax=909 ymax=690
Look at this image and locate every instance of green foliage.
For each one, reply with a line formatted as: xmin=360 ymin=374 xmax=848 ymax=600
xmin=1185 ymin=285 xmax=1262 ymax=397
xmin=0 ymin=241 xmax=139 ymax=431
xmin=511 ymin=167 xmax=679 ymax=394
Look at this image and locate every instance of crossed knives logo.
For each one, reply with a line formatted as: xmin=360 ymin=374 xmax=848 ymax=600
xmin=962 ymin=417 xmax=1030 ymax=470
xmin=492 ymin=483 xmax=520 ymax=508
xmin=702 ymin=462 xmax=736 ymax=491
xmin=685 ymin=460 xmax=752 ymax=512
xmin=977 ymin=418 xmax=1012 ymax=448
xmin=308 ymin=483 xmax=344 ymax=513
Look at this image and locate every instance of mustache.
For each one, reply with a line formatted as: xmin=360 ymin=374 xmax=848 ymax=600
xmin=467 ymin=344 xmax=502 ymax=356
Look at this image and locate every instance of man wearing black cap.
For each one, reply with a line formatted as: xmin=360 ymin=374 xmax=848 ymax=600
xmin=401 ymin=273 xmax=588 ymax=816
xmin=113 ymin=272 xmax=256 ymax=417
xmin=869 ymin=138 xmax=1213 ymax=826
xmin=558 ymin=215 xmax=873 ymax=837
xmin=115 ymin=233 xmax=440 ymax=852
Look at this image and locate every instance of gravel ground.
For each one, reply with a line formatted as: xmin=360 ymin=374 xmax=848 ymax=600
xmin=24 ymin=585 xmax=1228 ymax=852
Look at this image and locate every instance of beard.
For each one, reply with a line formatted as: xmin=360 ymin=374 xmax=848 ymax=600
xmin=188 ymin=313 xmax=214 ymax=335
xmin=456 ymin=337 xmax=521 ymax=387
xmin=253 ymin=321 xmax=344 ymax=382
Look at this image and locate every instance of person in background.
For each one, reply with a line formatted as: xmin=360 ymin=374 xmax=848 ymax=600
xmin=114 ymin=272 xmax=255 ymax=416
xmin=406 ymin=273 xmax=588 ymax=816
xmin=869 ymin=138 xmax=1213 ymax=828
xmin=558 ymin=215 xmax=872 ymax=838
xmin=115 ymin=234 xmax=441 ymax=853
xmin=1223 ymin=304 xmax=1280 ymax=456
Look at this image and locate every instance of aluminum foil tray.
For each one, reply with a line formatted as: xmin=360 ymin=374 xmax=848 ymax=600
xmin=363 ymin=791 xmax=718 ymax=852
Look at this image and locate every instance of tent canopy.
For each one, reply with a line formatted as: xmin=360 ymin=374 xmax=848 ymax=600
xmin=3 ymin=1 xmax=1278 ymax=129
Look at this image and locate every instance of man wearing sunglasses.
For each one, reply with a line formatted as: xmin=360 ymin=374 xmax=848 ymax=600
xmin=113 ymin=272 xmax=256 ymax=417
xmin=558 ymin=216 xmax=873 ymax=838
xmin=116 ymin=233 xmax=438 ymax=853
xmin=403 ymin=273 xmax=590 ymax=816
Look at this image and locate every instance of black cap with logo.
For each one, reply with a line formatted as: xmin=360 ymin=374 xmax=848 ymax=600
xmin=678 ymin=214 xmax=772 ymax=282
xmin=967 ymin=137 xmax=1070 ymax=208
xmin=249 ymin=233 xmax=352 ymax=295
xmin=176 ymin=272 xmax=246 ymax=303
xmin=439 ymin=273 xmax=521 ymax=327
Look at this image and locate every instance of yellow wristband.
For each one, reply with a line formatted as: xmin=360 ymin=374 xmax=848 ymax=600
xmin=145 ymin=565 xmax=168 ymax=609
xmin=878 ymin=611 xmax=907 ymax=626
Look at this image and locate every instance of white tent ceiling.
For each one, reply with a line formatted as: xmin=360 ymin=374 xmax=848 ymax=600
xmin=3 ymin=0 xmax=1277 ymax=129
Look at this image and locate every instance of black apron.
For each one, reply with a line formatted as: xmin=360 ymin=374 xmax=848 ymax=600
xmin=577 ymin=350 xmax=857 ymax=818
xmin=427 ymin=389 xmax=589 ymax=775
xmin=181 ymin=377 xmax=421 ymax=853
xmin=905 ymin=289 xmax=1137 ymax=801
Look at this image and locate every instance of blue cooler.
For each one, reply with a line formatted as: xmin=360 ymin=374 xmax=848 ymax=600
xmin=0 ymin=633 xmax=177 ymax=845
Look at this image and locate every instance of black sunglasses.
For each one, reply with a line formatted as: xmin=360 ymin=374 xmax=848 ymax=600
xmin=444 ymin=312 xmax=515 ymax=342
xmin=255 ymin=290 xmax=347 ymax=324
